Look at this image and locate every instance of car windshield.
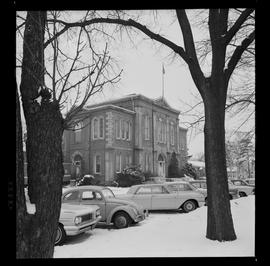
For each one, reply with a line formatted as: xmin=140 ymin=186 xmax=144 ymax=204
xmin=102 ymin=188 xmax=115 ymax=198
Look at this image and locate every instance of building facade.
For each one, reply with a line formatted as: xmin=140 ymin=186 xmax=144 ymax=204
xmin=62 ymin=94 xmax=188 ymax=183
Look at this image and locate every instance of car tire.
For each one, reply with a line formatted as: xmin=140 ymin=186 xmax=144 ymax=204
xmin=113 ymin=212 xmax=131 ymax=229
xmin=229 ymin=194 xmax=233 ymax=200
xmin=55 ymin=224 xmax=66 ymax=246
xmin=205 ymin=197 xmax=208 ymax=206
xmin=181 ymin=200 xmax=197 ymax=213
xmin=239 ymin=191 xmax=247 ymax=197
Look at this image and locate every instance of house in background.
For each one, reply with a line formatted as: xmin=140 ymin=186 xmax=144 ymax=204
xmin=62 ymin=94 xmax=188 ymax=184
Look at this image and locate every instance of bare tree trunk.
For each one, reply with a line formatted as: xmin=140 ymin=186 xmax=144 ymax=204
xmin=204 ymin=82 xmax=237 ymax=241
xmin=18 ymin=11 xmax=64 ymax=258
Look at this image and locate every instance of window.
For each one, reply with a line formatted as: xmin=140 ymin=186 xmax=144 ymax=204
xmin=92 ymin=117 xmax=104 ymax=140
xmin=99 ymin=117 xmax=104 ymax=138
xmin=116 ymin=153 xmax=122 ymax=172
xmin=94 ymin=155 xmax=101 ymax=174
xmin=115 ymin=120 xmax=120 ymax=139
xmin=74 ymin=122 xmax=82 ymax=143
xmin=145 ymin=115 xmax=150 ymax=140
xmin=170 ymin=123 xmax=175 ymax=145
xmin=82 ymin=191 xmax=95 ymax=200
xmin=158 ymin=118 xmax=162 ymax=142
xmin=93 ymin=118 xmax=99 ymax=139
xmin=63 ymin=191 xmax=79 ymax=201
xmin=128 ymin=122 xmax=132 ymax=140
xmin=125 ymin=120 xmax=129 ymax=140
xmin=136 ymin=187 xmax=152 ymax=194
xmin=151 ymin=186 xmax=168 ymax=194
xmin=121 ymin=120 xmax=125 ymax=139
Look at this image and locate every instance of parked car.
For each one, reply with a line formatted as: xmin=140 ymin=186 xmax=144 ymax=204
xmin=189 ymin=180 xmax=239 ymax=203
xmin=228 ymin=180 xmax=254 ymax=197
xmin=62 ymin=186 xmax=148 ymax=229
xmin=116 ymin=182 xmax=205 ymax=212
xmin=244 ymin=178 xmax=255 ymax=186
xmin=56 ymin=203 xmax=101 ymax=245
xmin=24 ymin=188 xmax=101 ymax=246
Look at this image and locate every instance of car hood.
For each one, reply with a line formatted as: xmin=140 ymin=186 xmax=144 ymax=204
xmin=61 ymin=203 xmax=99 ymax=215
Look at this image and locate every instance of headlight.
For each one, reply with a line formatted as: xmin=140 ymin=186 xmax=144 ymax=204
xmin=96 ymin=209 xmax=101 ymax=217
xmin=74 ymin=216 xmax=82 ymax=225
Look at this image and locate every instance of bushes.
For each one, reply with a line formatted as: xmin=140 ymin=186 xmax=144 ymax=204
xmin=180 ymin=163 xmax=198 ymax=179
xmin=115 ymin=165 xmax=145 ymax=187
xmin=168 ymin=152 xmax=180 ymax=178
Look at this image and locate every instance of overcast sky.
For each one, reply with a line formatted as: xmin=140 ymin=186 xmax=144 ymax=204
xmin=16 ymin=10 xmax=255 ymax=157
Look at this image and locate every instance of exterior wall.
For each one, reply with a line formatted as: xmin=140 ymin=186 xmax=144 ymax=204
xmin=63 ymin=94 xmax=188 ymax=182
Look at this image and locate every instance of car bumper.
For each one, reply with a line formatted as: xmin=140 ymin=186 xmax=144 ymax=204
xmin=64 ymin=215 xmax=102 ymax=236
xmin=198 ymin=201 xmax=205 ymax=208
xmin=134 ymin=210 xmax=148 ymax=222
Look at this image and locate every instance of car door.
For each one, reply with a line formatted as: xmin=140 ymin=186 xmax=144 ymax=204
xmin=79 ymin=189 xmax=106 ymax=222
xmin=166 ymin=183 xmax=194 ymax=207
xmin=131 ymin=186 xmax=152 ymax=209
xmin=151 ymin=185 xmax=178 ymax=210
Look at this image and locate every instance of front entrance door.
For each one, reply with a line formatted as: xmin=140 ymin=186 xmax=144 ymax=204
xmin=158 ymin=154 xmax=165 ymax=177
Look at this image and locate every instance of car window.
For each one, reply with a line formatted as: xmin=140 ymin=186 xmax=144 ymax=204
xmin=191 ymin=182 xmax=200 ymax=188
xmin=184 ymin=184 xmax=193 ymax=191
xmin=102 ymin=188 xmax=115 ymax=198
xmin=63 ymin=191 xmax=79 ymax=201
xmin=82 ymin=191 xmax=95 ymax=200
xmin=200 ymin=182 xmax=207 ymax=189
xmin=166 ymin=184 xmax=180 ymax=193
xmin=136 ymin=187 xmax=152 ymax=194
xmin=151 ymin=186 xmax=168 ymax=194
xmin=95 ymin=192 xmax=102 ymax=200
xmin=233 ymin=181 xmax=241 ymax=186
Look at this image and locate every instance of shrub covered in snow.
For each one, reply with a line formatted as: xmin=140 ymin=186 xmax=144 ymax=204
xmin=115 ymin=165 xmax=145 ymax=187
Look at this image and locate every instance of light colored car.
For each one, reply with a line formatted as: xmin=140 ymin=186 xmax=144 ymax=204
xmin=116 ymin=182 xmax=205 ymax=212
xmin=24 ymin=188 xmax=101 ymax=246
xmin=189 ymin=180 xmax=239 ymax=203
xmin=62 ymin=186 xmax=148 ymax=229
xmin=56 ymin=203 xmax=101 ymax=245
xmin=244 ymin=178 xmax=255 ymax=186
xmin=228 ymin=180 xmax=254 ymax=197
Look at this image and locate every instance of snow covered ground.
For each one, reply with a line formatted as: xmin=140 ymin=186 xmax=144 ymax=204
xmin=53 ymin=187 xmax=255 ymax=258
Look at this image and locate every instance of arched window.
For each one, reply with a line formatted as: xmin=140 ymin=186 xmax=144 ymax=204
xmin=74 ymin=122 xmax=82 ymax=143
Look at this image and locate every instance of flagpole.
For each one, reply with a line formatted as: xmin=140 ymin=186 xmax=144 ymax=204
xmin=162 ymin=63 xmax=165 ymax=99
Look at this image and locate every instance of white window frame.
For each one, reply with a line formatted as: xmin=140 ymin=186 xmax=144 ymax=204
xmin=92 ymin=116 xmax=104 ymax=140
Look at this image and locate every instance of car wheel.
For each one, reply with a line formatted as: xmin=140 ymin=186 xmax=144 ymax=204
xmin=113 ymin=212 xmax=131 ymax=229
xmin=55 ymin=224 xmax=66 ymax=246
xmin=182 ymin=200 xmax=197 ymax=213
xmin=229 ymin=194 xmax=233 ymax=200
xmin=239 ymin=191 xmax=247 ymax=197
xmin=205 ymin=197 xmax=208 ymax=206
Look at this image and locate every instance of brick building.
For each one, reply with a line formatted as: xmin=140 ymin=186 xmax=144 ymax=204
xmin=62 ymin=94 xmax=188 ymax=184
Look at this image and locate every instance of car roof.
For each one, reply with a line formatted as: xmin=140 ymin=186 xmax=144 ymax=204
xmin=63 ymin=185 xmax=108 ymax=193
